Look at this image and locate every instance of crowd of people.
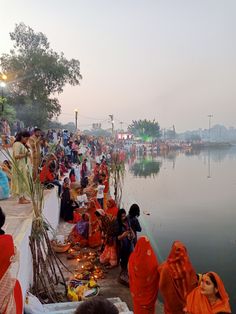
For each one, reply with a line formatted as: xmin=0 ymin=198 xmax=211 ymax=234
xmin=0 ymin=127 xmax=232 ymax=314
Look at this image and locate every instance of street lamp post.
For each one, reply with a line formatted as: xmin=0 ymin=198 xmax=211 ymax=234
xmin=0 ymin=74 xmax=7 ymax=112
xmin=208 ymin=114 xmax=213 ymax=141
xmin=0 ymin=82 xmax=6 ymax=112
xmin=75 ymin=109 xmax=78 ymax=131
xmin=109 ymin=114 xmax=114 ymax=136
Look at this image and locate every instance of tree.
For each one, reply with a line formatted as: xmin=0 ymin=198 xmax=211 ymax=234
xmin=0 ymin=97 xmax=16 ymax=124
xmin=0 ymin=23 xmax=82 ymax=127
xmin=128 ymin=119 xmax=161 ymax=141
xmin=84 ymin=128 xmax=111 ymax=137
xmin=131 ymin=158 xmax=161 ymax=178
xmin=62 ymin=122 xmax=76 ymax=133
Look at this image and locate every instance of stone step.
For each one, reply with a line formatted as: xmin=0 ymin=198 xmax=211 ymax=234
xmin=42 ymin=298 xmax=133 ymax=313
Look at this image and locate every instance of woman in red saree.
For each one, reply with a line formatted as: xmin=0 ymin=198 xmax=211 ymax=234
xmin=0 ymin=234 xmax=23 ymax=314
xmin=68 ymin=213 xmax=89 ymax=247
xmin=185 ymin=272 xmax=231 ymax=314
xmin=159 ymin=241 xmax=198 ymax=314
xmin=106 ymin=198 xmax=118 ymax=219
xmin=87 ymin=199 xmax=102 ymax=248
xmin=128 ymin=236 xmax=159 ymax=314
xmin=95 ymin=209 xmax=118 ymax=268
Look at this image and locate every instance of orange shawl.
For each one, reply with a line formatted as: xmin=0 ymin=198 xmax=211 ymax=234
xmin=128 ymin=236 xmax=159 ymax=314
xmin=159 ymin=241 xmax=197 ymax=314
xmin=185 ymin=272 xmax=231 ymax=314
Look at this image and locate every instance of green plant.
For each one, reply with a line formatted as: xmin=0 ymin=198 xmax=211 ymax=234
xmin=1 ymin=148 xmax=68 ymax=303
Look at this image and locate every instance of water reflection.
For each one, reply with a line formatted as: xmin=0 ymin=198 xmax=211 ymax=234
xmin=122 ymin=147 xmax=236 ymax=310
xmin=185 ymin=146 xmax=233 ymax=162
xmin=129 ymin=157 xmax=161 ymax=178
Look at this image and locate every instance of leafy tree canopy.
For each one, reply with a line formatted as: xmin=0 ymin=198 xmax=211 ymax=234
xmin=0 ymin=23 xmax=82 ymax=127
xmin=46 ymin=120 xmax=76 ymax=133
xmin=84 ymin=128 xmax=111 ymax=137
xmin=131 ymin=158 xmax=161 ymax=178
xmin=128 ymin=119 xmax=161 ymax=141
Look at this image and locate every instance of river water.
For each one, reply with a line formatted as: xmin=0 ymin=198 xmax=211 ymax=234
xmin=121 ymin=146 xmax=236 ymax=310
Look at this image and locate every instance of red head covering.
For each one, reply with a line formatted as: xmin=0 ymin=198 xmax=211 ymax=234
xmin=87 ymin=198 xmax=102 ymax=248
xmin=106 ymin=198 xmax=118 ymax=218
xmin=128 ymin=236 xmax=159 ymax=313
xmin=166 ymin=240 xmax=197 ymax=300
xmin=185 ymin=271 xmax=231 ymax=314
xmin=107 ymin=199 xmax=116 ymax=208
xmin=159 ymin=241 xmax=197 ymax=313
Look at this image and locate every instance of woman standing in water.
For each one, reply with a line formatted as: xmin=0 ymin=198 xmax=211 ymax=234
xmin=12 ymin=131 xmax=31 ymax=204
xmin=185 ymin=272 xmax=231 ymax=314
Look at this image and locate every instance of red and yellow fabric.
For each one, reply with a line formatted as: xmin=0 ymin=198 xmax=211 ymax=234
xmin=87 ymin=199 xmax=102 ymax=248
xmin=39 ymin=163 xmax=55 ymax=183
xmin=100 ymin=242 xmax=117 ymax=266
xmin=159 ymin=241 xmax=198 ymax=314
xmin=0 ymin=234 xmax=23 ymax=314
xmin=103 ymin=177 xmax=109 ymax=210
xmin=106 ymin=199 xmax=118 ymax=219
xmin=185 ymin=272 xmax=231 ymax=314
xmin=128 ymin=236 xmax=159 ymax=314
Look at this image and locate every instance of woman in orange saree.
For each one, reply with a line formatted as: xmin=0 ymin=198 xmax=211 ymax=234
xmin=185 ymin=272 xmax=231 ymax=314
xmin=128 ymin=236 xmax=159 ymax=314
xmin=0 ymin=234 xmax=23 ymax=314
xmin=106 ymin=198 xmax=118 ymax=219
xmin=87 ymin=199 xmax=102 ymax=248
xmin=159 ymin=241 xmax=198 ymax=314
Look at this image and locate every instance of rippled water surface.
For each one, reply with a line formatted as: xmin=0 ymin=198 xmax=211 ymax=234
xmin=121 ymin=146 xmax=236 ymax=310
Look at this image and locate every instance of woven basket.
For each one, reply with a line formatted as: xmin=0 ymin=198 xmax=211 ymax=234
xmin=51 ymin=241 xmax=71 ymax=253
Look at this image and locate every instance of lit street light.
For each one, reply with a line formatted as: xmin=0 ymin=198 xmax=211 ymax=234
xmin=0 ymin=82 xmax=6 ymax=88
xmin=0 ymin=74 xmax=7 ymax=111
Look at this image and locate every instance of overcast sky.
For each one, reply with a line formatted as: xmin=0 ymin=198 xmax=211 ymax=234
xmin=1 ymin=0 xmax=236 ymax=131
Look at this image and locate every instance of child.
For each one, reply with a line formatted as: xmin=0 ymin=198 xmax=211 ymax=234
xmin=1 ymin=160 xmax=12 ymax=185
xmin=96 ymin=179 xmax=105 ymax=209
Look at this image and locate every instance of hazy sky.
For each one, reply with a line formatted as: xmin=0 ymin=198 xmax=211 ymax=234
xmin=1 ymin=0 xmax=236 ymax=131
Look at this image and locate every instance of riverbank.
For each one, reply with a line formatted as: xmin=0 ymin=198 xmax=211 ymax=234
xmin=57 ymin=221 xmax=164 ymax=313
xmin=0 ymin=190 xmax=163 ymax=313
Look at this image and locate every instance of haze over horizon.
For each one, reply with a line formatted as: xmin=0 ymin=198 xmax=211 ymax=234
xmin=1 ymin=0 xmax=236 ymax=132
